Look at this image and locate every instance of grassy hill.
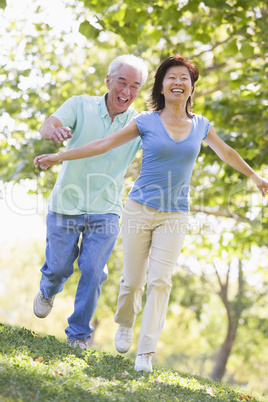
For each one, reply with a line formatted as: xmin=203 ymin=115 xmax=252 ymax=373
xmin=0 ymin=323 xmax=267 ymax=401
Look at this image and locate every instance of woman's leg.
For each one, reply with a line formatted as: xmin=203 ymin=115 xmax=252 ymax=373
xmin=137 ymin=212 xmax=189 ymax=355
xmin=114 ymin=199 xmax=154 ymax=327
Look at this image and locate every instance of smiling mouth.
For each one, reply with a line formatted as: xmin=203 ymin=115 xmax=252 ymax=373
xmin=171 ymin=89 xmax=184 ymax=93
xmin=118 ymin=96 xmax=129 ymax=103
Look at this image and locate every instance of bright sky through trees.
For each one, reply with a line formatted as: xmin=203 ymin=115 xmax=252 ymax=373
xmin=0 ymin=0 xmax=81 ymax=246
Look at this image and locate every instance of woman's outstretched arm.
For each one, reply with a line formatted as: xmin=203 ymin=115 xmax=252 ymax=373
xmin=34 ymin=119 xmax=140 ymax=170
xmin=204 ymin=125 xmax=268 ymax=196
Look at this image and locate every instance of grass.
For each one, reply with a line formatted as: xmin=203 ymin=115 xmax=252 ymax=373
xmin=0 ymin=323 xmax=267 ymax=402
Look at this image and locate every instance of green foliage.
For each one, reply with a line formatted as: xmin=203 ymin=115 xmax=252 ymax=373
xmin=1 ymin=1 xmax=267 ymax=227
xmin=79 ymin=0 xmax=268 ymax=187
xmin=1 ymin=0 xmax=268 ymax=393
xmin=1 ymin=323 xmax=267 ymax=401
xmin=2 ymin=0 xmax=267 ymax=232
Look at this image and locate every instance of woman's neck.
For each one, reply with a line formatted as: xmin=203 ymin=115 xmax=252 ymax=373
xmin=159 ymin=102 xmax=188 ymax=120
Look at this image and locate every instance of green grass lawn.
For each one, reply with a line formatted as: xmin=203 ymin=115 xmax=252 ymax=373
xmin=0 ymin=323 xmax=267 ymax=401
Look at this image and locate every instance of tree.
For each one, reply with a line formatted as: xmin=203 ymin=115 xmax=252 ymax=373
xmin=1 ymin=0 xmax=267 ymax=389
xmin=169 ymin=217 xmax=268 ymax=382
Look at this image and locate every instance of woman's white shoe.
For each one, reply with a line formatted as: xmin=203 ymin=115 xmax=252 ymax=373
xmin=134 ymin=353 xmax=153 ymax=372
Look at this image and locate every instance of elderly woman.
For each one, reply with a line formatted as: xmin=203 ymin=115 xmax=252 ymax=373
xmin=34 ymin=55 xmax=268 ymax=372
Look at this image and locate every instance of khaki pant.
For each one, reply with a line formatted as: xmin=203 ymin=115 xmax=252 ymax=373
xmin=114 ymin=198 xmax=189 ymax=354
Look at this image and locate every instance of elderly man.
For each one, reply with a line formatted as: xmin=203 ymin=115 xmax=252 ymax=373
xmin=33 ymin=54 xmax=148 ymax=349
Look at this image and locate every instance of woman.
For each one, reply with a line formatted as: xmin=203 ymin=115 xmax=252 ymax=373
xmin=34 ymin=55 xmax=268 ymax=372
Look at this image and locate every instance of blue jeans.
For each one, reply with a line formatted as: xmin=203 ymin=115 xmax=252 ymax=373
xmin=40 ymin=210 xmax=120 ymax=340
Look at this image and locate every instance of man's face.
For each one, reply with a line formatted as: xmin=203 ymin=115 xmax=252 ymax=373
xmin=106 ymin=64 xmax=142 ymax=118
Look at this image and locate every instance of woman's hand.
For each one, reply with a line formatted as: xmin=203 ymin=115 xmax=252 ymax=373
xmin=255 ymin=177 xmax=268 ymax=197
xmin=34 ymin=153 xmax=62 ymax=170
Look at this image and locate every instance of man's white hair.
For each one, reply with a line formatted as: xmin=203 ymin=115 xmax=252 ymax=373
xmin=108 ymin=54 xmax=148 ymax=87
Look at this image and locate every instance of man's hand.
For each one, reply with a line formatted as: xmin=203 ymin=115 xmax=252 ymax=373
xmin=39 ymin=116 xmax=72 ymax=142
xmin=34 ymin=153 xmax=62 ymax=170
xmin=50 ymin=127 xmax=72 ymax=143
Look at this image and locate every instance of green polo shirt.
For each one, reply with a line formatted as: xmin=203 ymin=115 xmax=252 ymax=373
xmin=49 ymin=94 xmax=141 ymax=215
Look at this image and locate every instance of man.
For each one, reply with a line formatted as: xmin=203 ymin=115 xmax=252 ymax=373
xmin=33 ymin=54 xmax=148 ymax=349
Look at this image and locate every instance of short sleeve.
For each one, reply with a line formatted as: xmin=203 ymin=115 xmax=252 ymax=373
xmin=52 ymin=96 xmax=77 ymax=130
xmin=133 ymin=111 xmax=148 ymax=137
xmin=202 ymin=117 xmax=210 ymax=140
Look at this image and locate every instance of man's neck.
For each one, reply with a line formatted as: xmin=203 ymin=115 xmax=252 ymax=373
xmin=105 ymin=93 xmax=127 ymax=122
xmin=105 ymin=94 xmax=115 ymax=122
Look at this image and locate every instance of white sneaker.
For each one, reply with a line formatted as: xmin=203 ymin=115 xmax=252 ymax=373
xmin=134 ymin=353 xmax=153 ymax=372
xmin=69 ymin=339 xmax=90 ymax=350
xmin=33 ymin=290 xmax=55 ymax=318
xmin=115 ymin=325 xmax=133 ymax=353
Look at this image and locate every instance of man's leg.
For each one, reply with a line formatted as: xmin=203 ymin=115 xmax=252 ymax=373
xmin=39 ymin=210 xmax=82 ymax=298
xmin=65 ymin=213 xmax=120 ymax=341
xmin=34 ymin=210 xmax=84 ymax=319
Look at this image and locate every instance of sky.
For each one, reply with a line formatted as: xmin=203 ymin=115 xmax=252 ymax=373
xmin=0 ymin=182 xmax=47 ymax=247
xmin=0 ymin=0 xmax=81 ymax=247
xmin=3 ymin=0 xmax=80 ymax=32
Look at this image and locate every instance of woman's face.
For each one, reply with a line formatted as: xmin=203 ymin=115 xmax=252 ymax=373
xmin=161 ymin=65 xmax=193 ymax=103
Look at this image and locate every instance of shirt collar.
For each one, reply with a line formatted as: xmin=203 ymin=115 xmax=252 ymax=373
xmin=100 ymin=92 xmax=130 ymax=122
xmin=100 ymin=93 xmax=110 ymax=118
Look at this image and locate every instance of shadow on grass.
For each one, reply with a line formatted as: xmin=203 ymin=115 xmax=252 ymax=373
xmin=0 ymin=361 xmax=112 ymax=401
xmin=0 ymin=358 xmax=235 ymax=402
xmin=0 ymin=324 xmax=261 ymax=402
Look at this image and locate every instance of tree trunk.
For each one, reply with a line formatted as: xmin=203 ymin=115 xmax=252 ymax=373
xmin=211 ymin=318 xmax=238 ymax=381
xmin=211 ymin=261 xmax=242 ymax=382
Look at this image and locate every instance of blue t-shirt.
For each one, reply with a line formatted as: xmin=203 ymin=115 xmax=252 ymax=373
xmin=128 ymin=111 xmax=210 ymax=212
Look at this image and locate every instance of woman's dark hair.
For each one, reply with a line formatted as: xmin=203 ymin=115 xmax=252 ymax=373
xmin=150 ymin=54 xmax=199 ymax=118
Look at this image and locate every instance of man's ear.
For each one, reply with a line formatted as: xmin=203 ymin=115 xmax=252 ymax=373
xmin=106 ymin=74 xmax=111 ymax=89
